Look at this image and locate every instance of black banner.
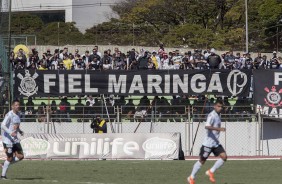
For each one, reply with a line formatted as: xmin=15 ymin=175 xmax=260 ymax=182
xmin=254 ymin=70 xmax=282 ymax=118
xmin=14 ymin=69 xmax=252 ymax=97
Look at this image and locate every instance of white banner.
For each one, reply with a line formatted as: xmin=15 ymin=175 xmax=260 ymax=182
xmin=4 ymin=133 xmax=181 ymax=160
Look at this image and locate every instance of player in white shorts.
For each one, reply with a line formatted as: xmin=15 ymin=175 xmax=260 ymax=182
xmin=187 ymin=100 xmax=227 ymax=184
xmin=1 ymin=100 xmax=24 ymax=179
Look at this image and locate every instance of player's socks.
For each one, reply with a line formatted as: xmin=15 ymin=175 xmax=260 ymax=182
xmin=187 ymin=176 xmax=195 ymax=184
xmin=190 ymin=161 xmax=202 ymax=179
xmin=1 ymin=160 xmax=10 ymax=177
xmin=10 ymin=157 xmax=20 ymax=164
xmin=210 ymin=158 xmax=225 ymax=173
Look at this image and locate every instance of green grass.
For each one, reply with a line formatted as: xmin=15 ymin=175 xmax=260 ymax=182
xmin=1 ymin=160 xmax=281 ymax=184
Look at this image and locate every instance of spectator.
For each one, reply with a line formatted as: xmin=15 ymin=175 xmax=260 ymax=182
xmin=129 ymin=59 xmax=139 ymax=70
xmin=158 ymin=44 xmax=165 ymax=57
xmin=224 ymin=51 xmax=236 ymax=69
xmin=51 ymin=100 xmax=58 ymax=122
xmin=194 ymin=50 xmax=207 ymax=69
xmin=89 ymin=48 xmax=101 ymax=63
xmin=91 ymin=57 xmax=101 ymax=70
xmin=171 ymin=50 xmax=182 ymax=69
xmin=183 ymin=52 xmax=194 ymax=69
xmin=204 ymin=98 xmax=215 ymax=114
xmin=261 ymin=55 xmax=270 ymax=69
xmin=37 ymin=102 xmax=46 ymax=123
xmin=242 ymin=53 xmax=253 ymax=69
xmin=159 ymin=97 xmax=172 ymax=122
xmin=254 ymin=52 xmax=263 ymax=69
xmin=58 ymin=61 xmax=66 ymax=70
xmin=147 ymin=58 xmax=156 ymax=70
xmin=63 ymin=55 xmax=73 ymax=70
xmin=128 ymin=48 xmax=137 ymax=67
xmin=272 ymin=51 xmax=277 ymax=60
xmin=234 ymin=53 xmax=243 ymax=69
xmin=138 ymin=51 xmax=149 ymax=69
xmin=122 ymin=99 xmax=135 ymax=121
xmin=26 ymin=97 xmax=35 ymax=122
xmin=207 ymin=48 xmax=221 ymax=69
xmin=140 ymin=96 xmax=150 ymax=107
xmin=102 ymin=51 xmax=112 ymax=70
xmin=171 ymin=96 xmax=182 ymax=122
xmin=83 ymin=50 xmax=90 ymax=67
xmin=204 ymin=49 xmax=211 ymax=60
xmin=151 ymin=51 xmax=160 ymax=69
xmin=90 ymin=115 xmax=107 ymax=133
xmin=94 ymin=46 xmax=102 ymax=57
xmin=75 ymin=99 xmax=84 ymax=122
xmin=269 ymin=58 xmax=280 ymax=69
xmin=59 ymin=98 xmax=68 ymax=122
xmin=74 ymin=49 xmax=79 ymax=58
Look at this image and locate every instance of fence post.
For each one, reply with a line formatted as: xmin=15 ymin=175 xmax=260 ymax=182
xmin=117 ymin=106 xmax=120 ymax=133
xmin=187 ymin=106 xmax=191 ymax=156
xmin=257 ymin=111 xmax=262 ymax=156
xmin=46 ymin=105 xmax=50 ymax=134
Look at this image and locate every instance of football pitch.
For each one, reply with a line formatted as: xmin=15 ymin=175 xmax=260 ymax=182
xmin=1 ymin=160 xmax=281 ymax=184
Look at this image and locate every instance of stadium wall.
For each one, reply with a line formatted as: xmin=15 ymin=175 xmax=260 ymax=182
xmin=20 ymin=121 xmax=282 ymax=157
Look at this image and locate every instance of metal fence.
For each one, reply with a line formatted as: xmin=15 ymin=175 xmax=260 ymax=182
xmin=6 ymin=104 xmax=256 ymax=124
xmin=2 ymin=102 xmax=280 ymax=157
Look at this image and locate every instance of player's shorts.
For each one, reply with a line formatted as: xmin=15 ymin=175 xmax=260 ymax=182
xmin=3 ymin=143 xmax=23 ymax=157
xmin=199 ymin=145 xmax=225 ymax=161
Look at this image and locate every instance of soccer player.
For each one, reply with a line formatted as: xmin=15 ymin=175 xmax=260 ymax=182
xmin=1 ymin=100 xmax=24 ymax=179
xmin=187 ymin=100 xmax=227 ymax=184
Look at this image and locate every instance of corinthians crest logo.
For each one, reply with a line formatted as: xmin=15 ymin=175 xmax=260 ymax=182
xmin=264 ymin=86 xmax=282 ymax=108
xmin=17 ymin=70 xmax=38 ymax=97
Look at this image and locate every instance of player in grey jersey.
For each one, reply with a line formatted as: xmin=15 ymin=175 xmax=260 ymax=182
xmin=187 ymin=100 xmax=227 ymax=184
xmin=1 ymin=100 xmax=24 ymax=179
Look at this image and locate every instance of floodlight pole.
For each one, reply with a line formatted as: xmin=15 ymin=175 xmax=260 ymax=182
xmin=245 ymin=0 xmax=249 ymax=53
xmin=8 ymin=0 xmax=12 ymax=106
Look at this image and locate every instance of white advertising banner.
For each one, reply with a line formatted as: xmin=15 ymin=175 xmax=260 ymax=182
xmin=3 ymin=133 xmax=181 ymax=160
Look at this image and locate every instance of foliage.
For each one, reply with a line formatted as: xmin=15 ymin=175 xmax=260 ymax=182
xmin=11 ymin=13 xmax=44 ymax=34
xmin=37 ymin=22 xmax=84 ymax=45
xmin=10 ymin=0 xmax=282 ymax=51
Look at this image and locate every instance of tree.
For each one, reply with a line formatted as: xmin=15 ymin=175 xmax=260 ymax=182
xmin=37 ymin=22 xmax=84 ymax=45
xmin=162 ymin=24 xmax=215 ymax=48
xmin=11 ymin=13 xmax=44 ymax=34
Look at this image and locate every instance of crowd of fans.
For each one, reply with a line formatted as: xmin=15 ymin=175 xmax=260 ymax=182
xmin=10 ymin=45 xmax=282 ymax=70
xmin=7 ymin=44 xmax=260 ymax=122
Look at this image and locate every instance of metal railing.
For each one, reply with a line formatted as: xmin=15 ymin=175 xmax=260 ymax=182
xmin=0 ymin=104 xmax=255 ymax=124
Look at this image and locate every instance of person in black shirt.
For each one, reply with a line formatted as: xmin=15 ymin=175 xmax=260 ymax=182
xmin=269 ymin=58 xmax=280 ymax=69
xmin=138 ymin=51 xmax=149 ymax=69
xmin=26 ymin=97 xmax=35 ymax=122
xmin=89 ymin=48 xmax=101 ymax=63
xmin=242 ymin=53 xmax=253 ymax=69
xmin=90 ymin=115 xmax=107 ymax=133
xmin=254 ymin=52 xmax=263 ymax=69
xmin=207 ymin=49 xmax=221 ymax=69
xmin=224 ymin=51 xmax=236 ymax=69
xmin=123 ymin=99 xmax=135 ymax=121
xmin=75 ymin=99 xmax=84 ymax=122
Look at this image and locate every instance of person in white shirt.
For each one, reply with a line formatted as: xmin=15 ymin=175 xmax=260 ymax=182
xmin=188 ymin=100 xmax=227 ymax=184
xmin=94 ymin=46 xmax=102 ymax=58
xmin=161 ymin=54 xmax=174 ymax=70
xmin=1 ymin=100 xmax=25 ymax=179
